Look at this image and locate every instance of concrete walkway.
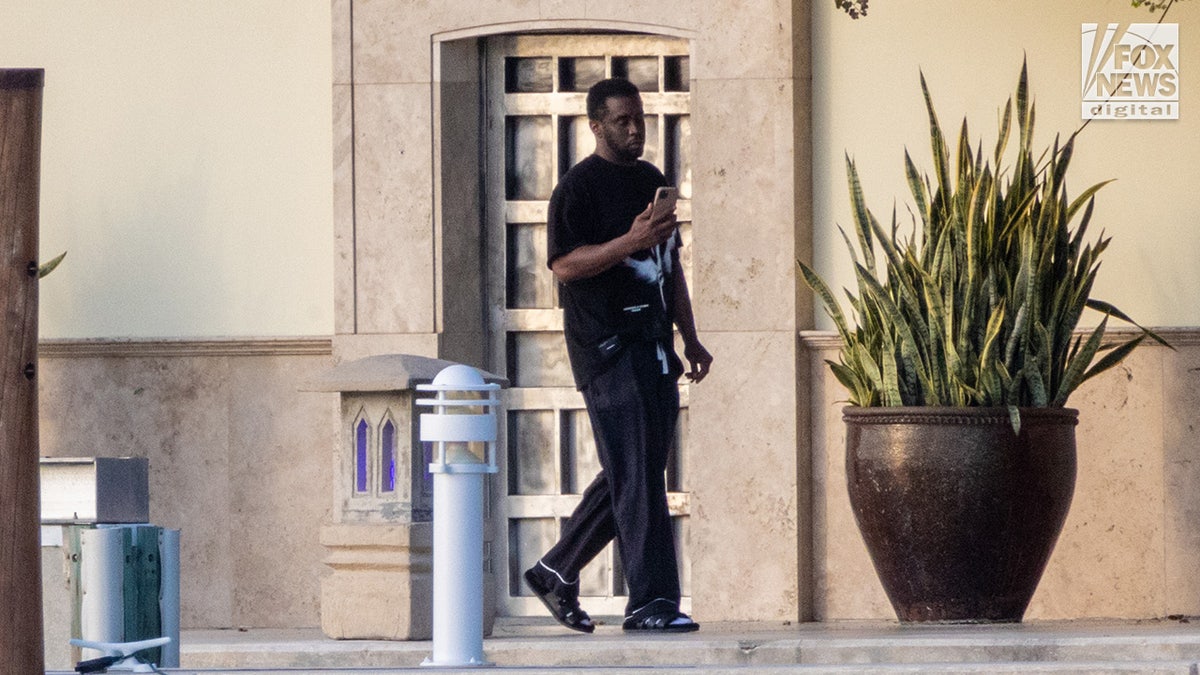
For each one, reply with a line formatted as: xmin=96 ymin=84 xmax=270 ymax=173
xmin=49 ymin=617 xmax=1200 ymax=674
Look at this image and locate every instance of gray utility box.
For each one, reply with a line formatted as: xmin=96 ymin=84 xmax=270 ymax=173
xmin=40 ymin=457 xmax=149 ymax=524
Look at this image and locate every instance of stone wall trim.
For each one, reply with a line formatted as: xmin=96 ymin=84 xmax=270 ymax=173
xmin=39 ymin=337 xmax=333 ymax=359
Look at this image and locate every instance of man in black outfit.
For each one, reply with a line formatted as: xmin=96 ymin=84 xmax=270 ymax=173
xmin=523 ymin=78 xmax=713 ymax=634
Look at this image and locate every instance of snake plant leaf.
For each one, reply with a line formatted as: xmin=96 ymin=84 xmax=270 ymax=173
xmin=1085 ymin=298 xmax=1173 ymax=348
xmin=904 ymin=149 xmax=929 ymax=230
xmin=849 ymin=342 xmax=884 ymax=397
xmin=999 ymin=187 xmax=1039 ymax=241
xmin=1079 ymin=335 xmax=1146 ymax=388
xmin=799 ymin=259 xmax=852 ymax=340
xmin=1049 ymin=134 xmax=1074 ymax=193
xmin=845 ymin=155 xmax=877 ymax=274
xmin=1016 ymin=59 xmax=1032 ymax=152
xmin=1008 ymin=405 xmax=1022 ymax=435
xmin=1053 ymin=317 xmax=1108 ymax=406
xmin=956 ymin=118 xmax=973 ymax=189
xmin=920 ymin=283 xmax=952 ymax=403
xmin=1003 ymin=298 xmax=1029 ymax=372
xmin=1068 ymin=181 xmax=1115 ymax=221
xmin=920 ymin=71 xmax=951 ymax=219
xmin=828 ymin=359 xmax=870 ymax=406
xmin=868 ymin=206 xmax=932 ymax=352
xmin=835 ymin=224 xmax=862 ymax=272
xmin=1024 ymin=358 xmax=1048 ymax=408
xmin=978 ymin=303 xmax=1007 ymax=388
xmin=38 ymin=251 xmax=66 ymax=279
xmin=995 ymin=360 xmax=1014 ymax=401
xmin=1031 ymin=322 xmax=1053 ymax=406
xmin=994 ymin=97 xmax=1013 ymax=168
xmin=855 ymin=261 xmax=928 ymax=396
xmin=879 ymin=330 xmax=903 ymax=406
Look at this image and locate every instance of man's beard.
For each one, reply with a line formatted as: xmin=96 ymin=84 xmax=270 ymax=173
xmin=604 ymin=128 xmax=643 ymax=163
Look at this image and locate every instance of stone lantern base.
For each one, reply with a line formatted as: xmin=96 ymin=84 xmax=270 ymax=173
xmin=320 ymin=523 xmax=432 ymax=640
xmin=319 ymin=522 xmax=495 ymax=640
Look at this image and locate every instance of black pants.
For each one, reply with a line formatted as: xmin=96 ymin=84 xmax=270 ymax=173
xmin=540 ymin=340 xmax=682 ymax=618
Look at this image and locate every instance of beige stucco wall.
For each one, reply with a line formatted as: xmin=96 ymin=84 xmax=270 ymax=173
xmin=811 ymin=0 xmax=1200 ymax=329
xmin=0 ymin=1 xmax=334 ymax=338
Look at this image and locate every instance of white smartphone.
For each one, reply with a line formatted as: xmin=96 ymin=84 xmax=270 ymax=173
xmin=650 ymin=186 xmax=678 ymax=220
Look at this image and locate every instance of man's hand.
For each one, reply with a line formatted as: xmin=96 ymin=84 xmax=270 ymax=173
xmin=626 ymin=201 xmax=678 ymax=252
xmin=683 ymin=341 xmax=713 ymax=383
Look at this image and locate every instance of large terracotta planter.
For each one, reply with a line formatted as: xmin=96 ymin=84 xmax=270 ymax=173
xmin=844 ymin=406 xmax=1077 ymax=623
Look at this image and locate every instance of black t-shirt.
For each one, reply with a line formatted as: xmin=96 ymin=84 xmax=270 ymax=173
xmin=547 ymin=155 xmax=683 ymax=389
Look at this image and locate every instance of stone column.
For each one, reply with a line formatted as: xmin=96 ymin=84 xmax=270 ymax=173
xmin=0 ymin=68 xmax=45 ymax=674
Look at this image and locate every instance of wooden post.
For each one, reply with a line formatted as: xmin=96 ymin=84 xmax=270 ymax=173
xmin=0 ymin=68 xmax=45 ymax=674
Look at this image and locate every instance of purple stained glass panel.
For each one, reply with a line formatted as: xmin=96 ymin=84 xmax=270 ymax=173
xmin=381 ymin=419 xmax=397 ymax=492
xmin=355 ymin=418 xmax=369 ymax=493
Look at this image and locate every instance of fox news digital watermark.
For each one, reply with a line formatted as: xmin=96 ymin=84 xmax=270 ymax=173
xmin=1082 ymin=22 xmax=1179 ymax=120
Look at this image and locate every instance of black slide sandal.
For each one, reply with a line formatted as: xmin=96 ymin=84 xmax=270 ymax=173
xmin=622 ymin=610 xmax=699 ymax=633
xmin=524 ymin=568 xmax=596 ymax=634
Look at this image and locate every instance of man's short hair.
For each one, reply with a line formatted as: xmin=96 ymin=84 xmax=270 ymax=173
xmin=586 ymin=78 xmax=641 ymax=121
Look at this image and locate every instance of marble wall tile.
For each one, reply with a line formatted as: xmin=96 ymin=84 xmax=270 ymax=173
xmin=350 ymin=0 xmax=799 ymax=86
xmin=1162 ymin=343 xmax=1200 ymax=615
xmin=535 ymin=0 xmax=589 ymax=18
xmin=333 ymin=83 xmax=355 ymax=336
xmin=688 ymin=329 xmax=801 ymax=621
xmin=332 ymin=332 xmax=441 ymax=365
xmin=39 ymin=355 xmax=231 ymax=624
xmin=352 ymin=0 xmax=439 ymax=85
xmin=354 ymin=0 xmax=567 ymax=85
xmin=40 ymin=355 xmax=236 ymax=626
xmin=332 ymin=0 xmax=352 ymax=85
xmin=437 ymin=331 xmax=488 ymax=373
xmin=353 ymin=83 xmax=436 ymax=335
xmin=350 ymin=0 xmax=799 ymax=85
xmin=227 ymin=356 xmax=337 ymax=627
xmin=690 ymin=77 xmax=804 ymax=334
xmin=690 ymin=0 xmax=800 ymax=82
xmin=38 ymin=348 xmax=335 ymax=629
xmin=575 ymin=0 xmax=698 ymax=33
xmin=1028 ymin=347 xmax=1166 ymax=619
xmin=807 ymin=342 xmax=891 ymax=620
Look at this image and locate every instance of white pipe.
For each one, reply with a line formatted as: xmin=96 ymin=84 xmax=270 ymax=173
xmin=159 ymin=528 xmax=181 ymax=667
xmin=79 ymin=527 xmax=125 ymax=661
xmin=69 ymin=636 xmax=170 ymax=657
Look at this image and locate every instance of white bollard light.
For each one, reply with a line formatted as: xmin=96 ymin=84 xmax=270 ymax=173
xmin=417 ymin=365 xmax=500 ymax=668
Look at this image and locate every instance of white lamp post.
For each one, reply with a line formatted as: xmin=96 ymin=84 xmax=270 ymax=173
xmin=417 ymin=365 xmax=500 ymax=668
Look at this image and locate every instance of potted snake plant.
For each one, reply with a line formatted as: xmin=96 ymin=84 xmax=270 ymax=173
xmin=799 ymin=61 xmax=1167 ymax=623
